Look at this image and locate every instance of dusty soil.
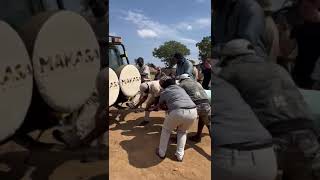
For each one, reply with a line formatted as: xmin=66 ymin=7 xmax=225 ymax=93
xmin=0 ymin=108 xmax=210 ymax=180
xmin=109 ymin=109 xmax=211 ymax=180
xmin=0 ymin=129 xmax=108 ymax=180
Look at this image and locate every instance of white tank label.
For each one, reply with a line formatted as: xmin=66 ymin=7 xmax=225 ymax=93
xmin=0 ymin=21 xmax=33 ymax=142
xmin=28 ymin=11 xmax=100 ymax=112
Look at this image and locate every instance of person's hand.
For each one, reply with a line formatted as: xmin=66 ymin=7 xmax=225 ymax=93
xmin=147 ymin=105 xmax=154 ymax=111
xmin=149 ymin=105 xmax=160 ymax=111
xmin=153 ymin=106 xmax=160 ymax=111
xmin=160 ymin=104 xmax=168 ymax=110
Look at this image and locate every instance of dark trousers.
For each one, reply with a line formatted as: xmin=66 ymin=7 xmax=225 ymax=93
xmin=212 ymin=147 xmax=278 ymax=180
xmin=274 ymin=129 xmax=320 ymax=180
xmin=202 ymin=77 xmax=210 ymax=90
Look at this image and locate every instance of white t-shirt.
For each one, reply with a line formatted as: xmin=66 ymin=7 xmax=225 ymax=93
xmin=140 ymin=80 xmax=161 ymax=98
xmin=136 ymin=64 xmax=151 ymax=81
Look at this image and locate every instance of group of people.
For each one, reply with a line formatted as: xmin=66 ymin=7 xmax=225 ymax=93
xmin=128 ymin=53 xmax=211 ymax=161
xmin=135 ymin=54 xmax=212 ymax=88
xmin=213 ymin=0 xmax=320 ymax=179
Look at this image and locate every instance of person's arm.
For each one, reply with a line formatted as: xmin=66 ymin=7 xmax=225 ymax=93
xmin=134 ymin=94 xmax=148 ymax=108
xmin=194 ymin=67 xmax=199 ymax=80
xmin=176 ymin=64 xmax=180 ymax=77
xmin=141 ymin=66 xmax=150 ymax=76
xmin=81 ymin=105 xmax=107 ymax=146
xmin=186 ymin=61 xmax=194 ymax=77
xmin=148 ymin=96 xmax=161 ymax=111
xmin=237 ymin=1 xmax=265 ymax=48
xmin=157 ymin=93 xmax=167 ymax=110
xmin=80 ymin=71 xmax=109 ymax=147
xmin=179 ymin=82 xmax=186 ymax=90
xmin=158 ymin=99 xmax=168 ymax=110
xmin=269 ymin=19 xmax=280 ymax=63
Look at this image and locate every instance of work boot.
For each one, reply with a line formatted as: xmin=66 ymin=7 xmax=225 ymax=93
xmin=175 ymin=154 xmax=183 ymax=162
xmin=155 ymin=148 xmax=165 ymax=159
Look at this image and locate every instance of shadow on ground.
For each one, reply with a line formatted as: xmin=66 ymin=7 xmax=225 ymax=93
xmin=88 ymin=173 xmax=109 ymax=180
xmin=110 ymin=115 xmax=211 ymax=169
xmin=109 ymin=109 xmax=142 ymax=126
xmin=0 ymin=143 xmax=108 ymax=180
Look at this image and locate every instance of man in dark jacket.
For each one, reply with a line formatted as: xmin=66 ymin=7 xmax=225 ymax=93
xmin=173 ymin=53 xmax=194 ymax=79
xmin=212 ymin=74 xmax=277 ymax=180
xmin=213 ymin=0 xmax=267 ymax=57
xmin=216 ymin=38 xmax=320 ymax=180
xmin=178 ymin=74 xmax=211 ymax=142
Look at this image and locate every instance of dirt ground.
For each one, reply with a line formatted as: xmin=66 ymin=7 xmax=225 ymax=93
xmin=109 ymin=109 xmax=211 ymax=180
xmin=0 ymin=108 xmax=210 ymax=180
xmin=0 ymin=129 xmax=108 ymax=180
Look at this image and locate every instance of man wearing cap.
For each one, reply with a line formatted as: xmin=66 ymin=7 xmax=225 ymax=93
xmin=215 ymin=38 xmax=320 ymax=179
xmin=173 ymin=53 xmax=194 ymax=79
xmin=156 ymin=76 xmax=197 ymax=161
xmin=213 ymin=0 xmax=267 ymax=57
xmin=178 ymin=74 xmax=211 ymax=142
xmin=212 ymin=74 xmax=277 ymax=180
xmin=136 ymin=57 xmax=151 ymax=82
xmin=154 ymin=67 xmax=163 ymax=80
xmin=132 ymin=80 xmax=162 ymax=126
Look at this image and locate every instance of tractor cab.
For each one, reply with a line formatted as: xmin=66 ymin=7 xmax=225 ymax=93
xmin=108 ymin=36 xmax=129 ymax=69
xmin=104 ymin=35 xmax=141 ymax=107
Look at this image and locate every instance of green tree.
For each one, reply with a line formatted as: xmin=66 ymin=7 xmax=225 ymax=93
xmin=196 ymin=36 xmax=211 ymax=60
xmin=152 ymin=41 xmax=190 ymax=68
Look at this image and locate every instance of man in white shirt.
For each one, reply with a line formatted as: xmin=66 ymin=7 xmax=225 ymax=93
xmin=132 ymin=80 xmax=162 ymax=125
xmin=136 ymin=57 xmax=151 ymax=82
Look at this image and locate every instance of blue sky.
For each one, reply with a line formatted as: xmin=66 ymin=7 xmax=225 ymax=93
xmin=110 ymin=0 xmax=211 ymax=67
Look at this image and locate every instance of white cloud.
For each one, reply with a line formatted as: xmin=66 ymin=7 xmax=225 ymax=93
xmin=121 ymin=10 xmax=204 ymax=62
xmin=123 ymin=11 xmax=170 ymax=36
xmin=195 ymin=18 xmax=211 ymax=28
xmin=137 ymin=29 xmax=158 ymax=38
xmin=123 ymin=10 xmax=197 ymax=43
xmin=177 ymin=22 xmax=193 ymax=31
xmin=176 ymin=18 xmax=210 ymax=31
xmin=180 ymin=38 xmax=197 ymax=44
xmin=109 ymin=32 xmax=117 ymax=36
